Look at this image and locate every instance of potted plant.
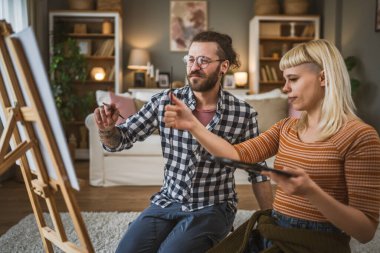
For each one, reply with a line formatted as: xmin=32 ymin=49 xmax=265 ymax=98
xmin=50 ymin=37 xmax=95 ymax=123
xmin=344 ymin=56 xmax=361 ymax=94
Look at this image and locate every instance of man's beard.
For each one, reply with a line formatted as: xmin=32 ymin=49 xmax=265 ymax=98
xmin=187 ymin=65 xmax=221 ymax=92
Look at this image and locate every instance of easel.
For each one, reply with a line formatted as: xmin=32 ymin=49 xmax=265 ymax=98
xmin=0 ymin=21 xmax=94 ymax=252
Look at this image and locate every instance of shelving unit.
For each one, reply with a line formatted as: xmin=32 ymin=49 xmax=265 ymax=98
xmin=49 ymin=10 xmax=122 ymax=94
xmin=49 ymin=10 xmax=122 ymax=160
xmin=249 ymin=15 xmax=320 ymax=93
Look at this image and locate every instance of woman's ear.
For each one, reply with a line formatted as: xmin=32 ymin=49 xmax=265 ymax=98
xmin=320 ymin=70 xmax=326 ymax=86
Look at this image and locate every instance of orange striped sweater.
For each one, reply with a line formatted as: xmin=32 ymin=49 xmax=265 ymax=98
xmin=234 ymin=118 xmax=380 ymax=223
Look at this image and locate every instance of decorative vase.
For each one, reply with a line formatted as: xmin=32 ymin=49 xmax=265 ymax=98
xmin=67 ymin=0 xmax=95 ymax=10
xmin=283 ymin=0 xmax=310 ymax=15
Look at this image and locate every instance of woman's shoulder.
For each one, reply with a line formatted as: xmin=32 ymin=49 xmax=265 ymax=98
xmin=343 ymin=119 xmax=379 ymax=137
xmin=333 ymin=119 xmax=380 ymax=146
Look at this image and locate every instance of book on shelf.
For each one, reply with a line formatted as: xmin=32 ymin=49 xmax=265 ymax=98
xmin=301 ymin=24 xmax=315 ymax=37
xmin=94 ymin=39 xmax=115 ymax=56
xmin=264 ymin=65 xmax=273 ymax=81
xmin=108 ymin=66 xmax=115 ymax=81
xmin=270 ymin=67 xmax=278 ymax=81
xmin=260 ymin=67 xmax=268 ymax=82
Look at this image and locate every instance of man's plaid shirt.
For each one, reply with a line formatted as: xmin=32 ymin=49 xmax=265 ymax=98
xmin=104 ymin=85 xmax=268 ymax=212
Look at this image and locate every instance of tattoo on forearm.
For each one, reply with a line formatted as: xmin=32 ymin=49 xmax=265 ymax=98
xmin=98 ymin=128 xmax=121 ymax=148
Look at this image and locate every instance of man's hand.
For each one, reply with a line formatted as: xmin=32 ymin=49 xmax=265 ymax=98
xmin=164 ymin=94 xmax=197 ymax=131
xmin=94 ymin=103 xmax=119 ymax=131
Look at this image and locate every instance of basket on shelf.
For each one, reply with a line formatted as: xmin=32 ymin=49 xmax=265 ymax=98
xmin=67 ymin=0 xmax=95 ymax=10
xmin=254 ymin=0 xmax=280 ymax=15
xmin=97 ymin=0 xmax=122 ymax=12
xmin=283 ymin=0 xmax=310 ymax=15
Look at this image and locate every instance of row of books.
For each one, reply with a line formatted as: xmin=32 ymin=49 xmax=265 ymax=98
xmin=260 ymin=65 xmax=279 ymax=82
xmin=94 ymin=39 xmax=114 ymax=56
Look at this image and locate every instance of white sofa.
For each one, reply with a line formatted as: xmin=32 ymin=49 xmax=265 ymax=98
xmin=85 ymin=89 xmax=288 ymax=186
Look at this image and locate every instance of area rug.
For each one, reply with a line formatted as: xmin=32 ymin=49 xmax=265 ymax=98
xmin=0 ymin=211 xmax=379 ymax=253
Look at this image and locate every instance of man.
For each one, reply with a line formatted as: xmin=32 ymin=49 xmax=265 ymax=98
xmin=94 ymin=31 xmax=273 ymax=253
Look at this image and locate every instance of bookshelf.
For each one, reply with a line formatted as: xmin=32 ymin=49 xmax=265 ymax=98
xmin=249 ymin=15 xmax=320 ymax=93
xmin=49 ymin=10 xmax=122 ymax=94
xmin=49 ymin=10 xmax=122 ymax=160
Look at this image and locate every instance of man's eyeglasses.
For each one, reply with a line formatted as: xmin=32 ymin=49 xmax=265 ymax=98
xmin=183 ymin=55 xmax=225 ymax=69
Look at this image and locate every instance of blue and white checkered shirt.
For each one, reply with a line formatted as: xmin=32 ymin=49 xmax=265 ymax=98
xmin=104 ymin=85 xmax=269 ymax=212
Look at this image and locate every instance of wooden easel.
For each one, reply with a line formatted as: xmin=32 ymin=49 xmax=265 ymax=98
xmin=0 ymin=21 xmax=93 ymax=253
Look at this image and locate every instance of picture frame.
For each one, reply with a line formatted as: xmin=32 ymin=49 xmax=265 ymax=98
xmin=223 ymin=74 xmax=235 ymax=89
xmin=76 ymin=39 xmax=92 ymax=56
xmin=376 ymin=0 xmax=380 ymax=32
xmin=158 ymin=72 xmax=170 ymax=88
xmin=170 ymin=1 xmax=207 ymax=51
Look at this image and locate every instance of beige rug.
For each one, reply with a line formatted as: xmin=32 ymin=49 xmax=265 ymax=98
xmin=0 ymin=211 xmax=378 ymax=252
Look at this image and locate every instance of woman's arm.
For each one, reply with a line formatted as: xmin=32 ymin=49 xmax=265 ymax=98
xmin=164 ymin=94 xmax=240 ymax=160
xmin=263 ymin=167 xmax=378 ymax=243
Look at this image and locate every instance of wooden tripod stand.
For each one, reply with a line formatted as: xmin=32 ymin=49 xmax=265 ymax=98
xmin=0 ymin=21 xmax=93 ymax=252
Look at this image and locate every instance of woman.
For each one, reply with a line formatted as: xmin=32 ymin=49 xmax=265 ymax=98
xmin=164 ymin=39 xmax=380 ymax=252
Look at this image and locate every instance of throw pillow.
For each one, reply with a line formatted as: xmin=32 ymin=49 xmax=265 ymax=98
xmin=245 ymin=97 xmax=288 ymax=132
xmin=109 ymin=92 xmax=137 ymax=125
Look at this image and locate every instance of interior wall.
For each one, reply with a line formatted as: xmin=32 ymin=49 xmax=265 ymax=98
xmin=123 ymin=0 xmax=254 ymax=87
xmin=341 ymin=0 xmax=380 ymax=133
xmin=324 ymin=0 xmax=380 ymax=133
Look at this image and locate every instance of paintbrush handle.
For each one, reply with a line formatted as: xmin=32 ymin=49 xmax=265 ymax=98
xmin=102 ymin=102 xmax=125 ymax=119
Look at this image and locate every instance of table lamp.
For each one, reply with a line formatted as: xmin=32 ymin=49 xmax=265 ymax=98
xmin=90 ymin=67 xmax=106 ymax=81
xmin=234 ymin=72 xmax=248 ymax=88
xmin=128 ymin=48 xmax=150 ymax=87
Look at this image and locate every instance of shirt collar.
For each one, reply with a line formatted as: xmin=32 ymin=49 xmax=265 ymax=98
xmin=183 ymin=85 xmax=226 ymax=112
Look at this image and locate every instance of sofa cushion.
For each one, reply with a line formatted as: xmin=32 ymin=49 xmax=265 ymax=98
xmin=245 ymin=97 xmax=288 ymax=132
xmin=243 ymin=89 xmax=288 ymax=132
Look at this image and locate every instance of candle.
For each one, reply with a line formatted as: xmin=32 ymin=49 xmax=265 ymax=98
xmin=155 ymin=69 xmax=160 ymax=82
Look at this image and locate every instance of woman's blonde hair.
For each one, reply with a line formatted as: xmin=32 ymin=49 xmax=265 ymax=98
xmin=279 ymin=39 xmax=358 ymax=140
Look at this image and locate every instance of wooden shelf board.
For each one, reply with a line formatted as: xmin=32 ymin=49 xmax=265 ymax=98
xmin=260 ymin=36 xmax=314 ymax=41
xmin=67 ymin=33 xmax=115 ymax=39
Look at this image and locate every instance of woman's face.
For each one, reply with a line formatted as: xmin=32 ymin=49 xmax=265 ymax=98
xmin=282 ymin=63 xmax=325 ymax=112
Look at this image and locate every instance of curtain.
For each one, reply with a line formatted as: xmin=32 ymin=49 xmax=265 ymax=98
xmin=0 ymin=0 xmax=28 ymax=32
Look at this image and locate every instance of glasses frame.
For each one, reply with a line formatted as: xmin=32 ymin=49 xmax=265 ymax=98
xmin=183 ymin=55 xmax=225 ymax=69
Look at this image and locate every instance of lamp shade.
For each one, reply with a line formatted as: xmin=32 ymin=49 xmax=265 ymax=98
xmin=128 ymin=48 xmax=150 ymax=70
xmin=234 ymin=72 xmax=248 ymax=87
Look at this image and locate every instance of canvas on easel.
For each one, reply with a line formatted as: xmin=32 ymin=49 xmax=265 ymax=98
xmin=0 ymin=21 xmax=93 ymax=252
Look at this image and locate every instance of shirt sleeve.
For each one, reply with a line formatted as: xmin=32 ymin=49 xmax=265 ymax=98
xmin=344 ymin=126 xmax=380 ymax=223
xmin=103 ymin=93 xmax=162 ymax=152
xmin=235 ymin=119 xmax=282 ymax=165
xmin=241 ymin=108 xmax=270 ymax=183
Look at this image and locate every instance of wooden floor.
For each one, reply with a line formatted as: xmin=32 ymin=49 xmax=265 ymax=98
xmin=0 ymin=161 xmax=261 ymax=236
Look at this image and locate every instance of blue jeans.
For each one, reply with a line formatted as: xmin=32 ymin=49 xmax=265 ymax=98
xmin=115 ymin=202 xmax=235 ymax=253
xmin=247 ymin=210 xmax=342 ymax=253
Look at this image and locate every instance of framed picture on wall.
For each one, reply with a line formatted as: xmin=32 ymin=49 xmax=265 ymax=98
xmin=170 ymin=1 xmax=207 ymax=51
xmin=223 ymin=75 xmax=235 ymax=89
xmin=376 ymin=0 xmax=380 ymax=31
xmin=158 ymin=72 xmax=170 ymax=88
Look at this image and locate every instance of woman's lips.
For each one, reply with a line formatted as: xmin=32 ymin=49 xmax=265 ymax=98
xmin=288 ymin=97 xmax=297 ymax=103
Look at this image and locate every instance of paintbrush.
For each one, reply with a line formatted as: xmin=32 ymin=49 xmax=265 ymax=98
xmin=169 ymin=66 xmax=174 ymax=147
xmin=102 ymin=102 xmax=125 ymax=119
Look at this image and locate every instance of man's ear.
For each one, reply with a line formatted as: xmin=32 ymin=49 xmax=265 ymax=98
xmin=221 ymin=60 xmax=229 ymax=75
xmin=320 ymin=70 xmax=326 ymax=86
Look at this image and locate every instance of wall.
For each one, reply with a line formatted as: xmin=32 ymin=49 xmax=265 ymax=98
xmin=123 ymin=0 xmax=254 ymax=87
xmin=324 ymin=0 xmax=380 ymax=133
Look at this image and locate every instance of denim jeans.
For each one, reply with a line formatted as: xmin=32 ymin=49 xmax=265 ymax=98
xmin=247 ymin=210 xmax=342 ymax=253
xmin=115 ymin=202 xmax=235 ymax=253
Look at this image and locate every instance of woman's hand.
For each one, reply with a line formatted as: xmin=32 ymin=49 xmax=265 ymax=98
xmin=164 ymin=94 xmax=197 ymax=131
xmin=94 ymin=103 xmax=119 ymax=131
xmin=262 ymin=167 xmax=318 ymax=198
